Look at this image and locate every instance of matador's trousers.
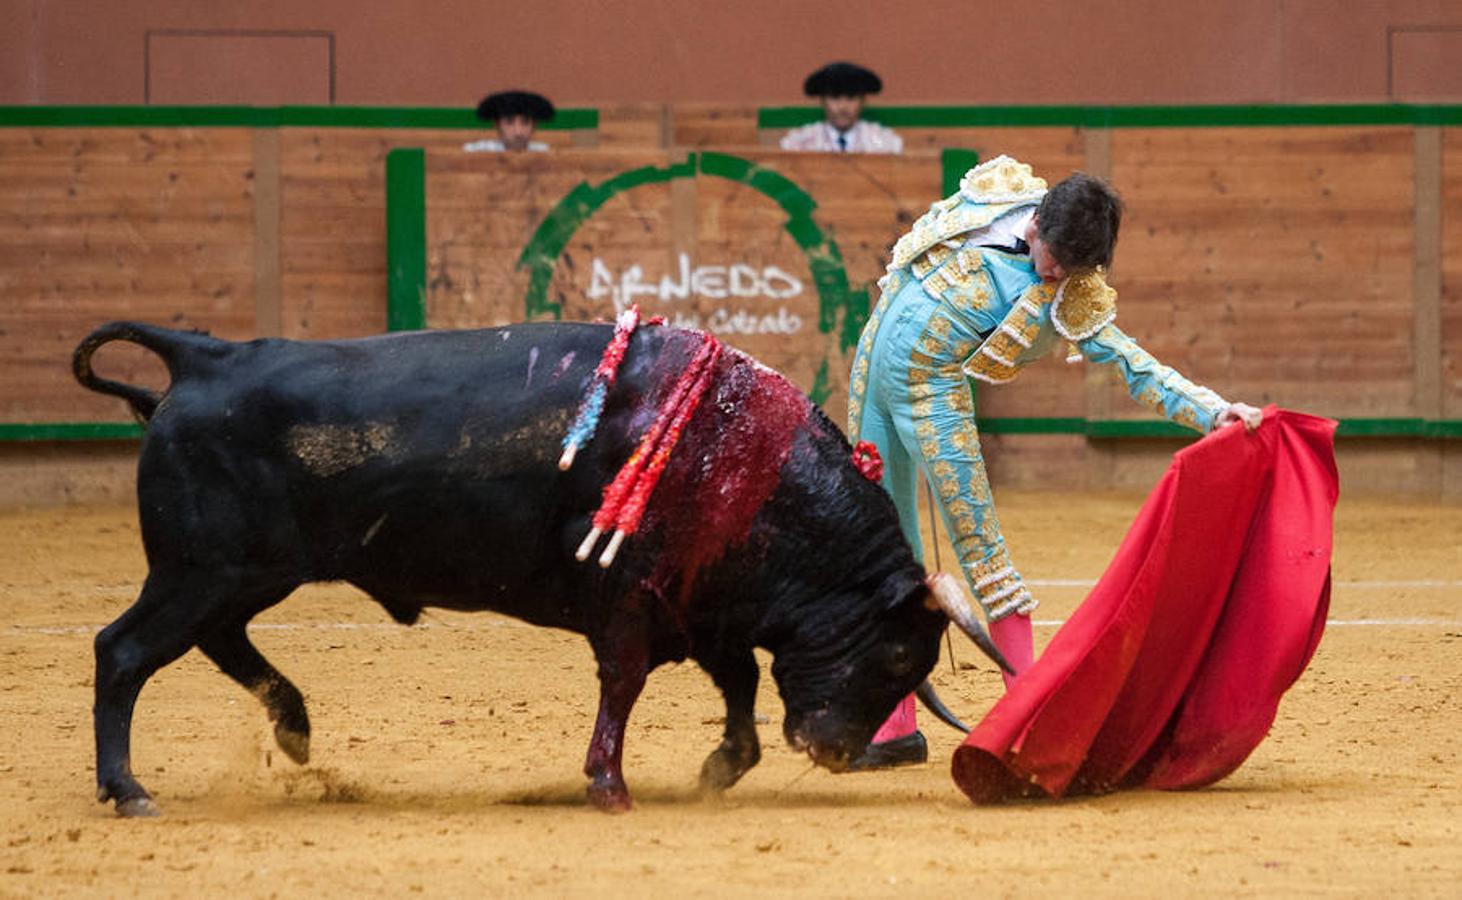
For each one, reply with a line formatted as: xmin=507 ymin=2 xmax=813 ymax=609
xmin=848 ymin=276 xmax=1036 ymax=620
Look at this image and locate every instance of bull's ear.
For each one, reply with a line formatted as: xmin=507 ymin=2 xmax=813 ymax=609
xmin=881 ymin=569 xmax=932 ymax=612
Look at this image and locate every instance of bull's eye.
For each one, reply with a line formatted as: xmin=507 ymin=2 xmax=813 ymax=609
xmin=887 ymin=644 xmax=914 ymax=677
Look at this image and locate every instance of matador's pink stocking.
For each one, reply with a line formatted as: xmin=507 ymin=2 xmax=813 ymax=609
xmin=871 ymin=694 xmax=917 ymax=743
xmin=989 ymin=613 xmax=1035 ymax=689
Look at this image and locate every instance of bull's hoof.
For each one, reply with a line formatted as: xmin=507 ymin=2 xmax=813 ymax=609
xmin=698 ymin=749 xmax=749 ymax=793
xmin=275 ymin=726 xmax=310 ymax=765
xmin=586 ymin=780 xmax=633 ymax=813
xmin=115 ymin=796 xmax=161 ymax=818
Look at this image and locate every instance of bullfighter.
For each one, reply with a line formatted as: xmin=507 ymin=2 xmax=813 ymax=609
xmin=847 ymin=155 xmax=1263 ymax=768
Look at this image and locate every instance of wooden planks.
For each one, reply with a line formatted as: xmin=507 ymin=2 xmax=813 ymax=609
xmin=421 ymin=149 xmax=943 ymax=427
xmin=672 ymin=105 xmax=759 ymax=148
xmin=278 ymin=127 xmax=481 ymax=341
xmin=1442 ymin=128 xmax=1462 ymax=421
xmin=1442 ymin=128 xmax=1462 ymax=498
xmin=0 ymin=127 xmax=256 ymax=421
xmin=1 ymin=113 xmax=1456 ymax=498
xmin=595 ymin=104 xmax=665 ymax=149
xmin=1111 ymin=127 xmax=1417 ymax=417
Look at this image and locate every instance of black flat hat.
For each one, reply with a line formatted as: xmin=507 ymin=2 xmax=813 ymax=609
xmin=475 ymin=90 xmax=556 ymax=122
xmin=803 ymin=62 xmax=882 ymax=97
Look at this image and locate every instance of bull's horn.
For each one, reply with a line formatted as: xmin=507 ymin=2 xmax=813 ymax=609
xmin=914 ymin=680 xmax=969 ymax=734
xmin=924 ymin=572 xmax=1014 ymax=674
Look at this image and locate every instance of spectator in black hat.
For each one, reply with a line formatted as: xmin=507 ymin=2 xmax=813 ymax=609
xmin=780 ymin=62 xmax=903 ymax=154
xmin=465 ymin=90 xmax=556 ymax=153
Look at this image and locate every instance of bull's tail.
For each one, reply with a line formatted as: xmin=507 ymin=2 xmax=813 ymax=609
xmin=72 ymin=321 xmax=223 ymax=423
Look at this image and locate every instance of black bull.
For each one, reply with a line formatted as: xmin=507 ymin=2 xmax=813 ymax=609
xmin=73 ymin=320 xmax=1006 ymax=815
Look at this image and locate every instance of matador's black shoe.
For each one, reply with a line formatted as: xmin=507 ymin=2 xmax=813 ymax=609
xmin=848 ymin=730 xmax=928 ymax=771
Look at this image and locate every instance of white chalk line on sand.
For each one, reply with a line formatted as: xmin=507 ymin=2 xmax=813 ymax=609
xmin=8 ymin=617 xmax=1462 ymax=636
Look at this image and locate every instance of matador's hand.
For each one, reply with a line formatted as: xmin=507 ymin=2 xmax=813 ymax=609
xmin=1216 ymin=402 xmax=1263 ymax=431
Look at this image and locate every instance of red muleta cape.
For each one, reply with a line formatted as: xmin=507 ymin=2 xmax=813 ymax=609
xmin=952 ymin=408 xmax=1338 ymax=803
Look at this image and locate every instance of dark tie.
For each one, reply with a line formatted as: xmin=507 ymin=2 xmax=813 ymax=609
xmin=982 ymin=237 xmax=1031 ymax=255
xmin=836 ymin=132 xmax=848 ymax=152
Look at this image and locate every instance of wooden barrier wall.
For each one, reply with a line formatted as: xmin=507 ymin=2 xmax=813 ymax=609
xmin=0 ymin=104 xmax=1458 ymax=505
xmin=419 ymin=148 xmax=941 ymax=430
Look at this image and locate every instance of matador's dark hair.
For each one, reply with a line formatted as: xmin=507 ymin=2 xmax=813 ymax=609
xmin=1035 ymin=172 xmax=1123 ymax=271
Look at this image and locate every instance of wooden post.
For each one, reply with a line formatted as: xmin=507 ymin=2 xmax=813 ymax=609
xmin=1411 ymin=126 xmax=1444 ymax=494
xmin=251 ymin=128 xmax=283 ymax=337
xmin=1082 ymin=127 xmax=1115 ymax=488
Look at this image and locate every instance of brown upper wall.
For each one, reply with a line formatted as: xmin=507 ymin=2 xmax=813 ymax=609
xmin=5 ymin=0 xmax=1462 ymax=106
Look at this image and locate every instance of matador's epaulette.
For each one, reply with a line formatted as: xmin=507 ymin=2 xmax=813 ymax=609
xmin=1051 ymin=268 xmax=1117 ymax=341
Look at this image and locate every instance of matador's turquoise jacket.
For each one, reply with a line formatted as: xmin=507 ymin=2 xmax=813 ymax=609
xmin=848 ymin=156 xmax=1229 ymax=620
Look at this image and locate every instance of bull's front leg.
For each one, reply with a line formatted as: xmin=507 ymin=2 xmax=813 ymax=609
xmin=698 ymin=647 xmax=761 ymax=794
xmin=583 ymin=634 xmax=649 ymax=812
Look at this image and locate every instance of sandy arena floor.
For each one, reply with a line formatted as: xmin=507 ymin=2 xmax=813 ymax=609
xmin=1 ymin=492 xmax=1458 ymax=897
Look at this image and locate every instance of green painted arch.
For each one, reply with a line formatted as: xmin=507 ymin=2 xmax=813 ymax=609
xmin=514 ymin=152 xmax=869 ymax=404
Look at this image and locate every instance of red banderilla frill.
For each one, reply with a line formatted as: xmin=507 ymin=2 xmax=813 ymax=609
xmin=576 ymin=332 xmax=722 ymax=568
xmin=852 ymin=440 xmax=884 ymax=483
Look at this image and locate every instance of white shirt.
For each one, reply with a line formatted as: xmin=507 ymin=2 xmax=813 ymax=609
xmin=462 ymin=139 xmax=550 ymax=153
xmin=969 ymin=208 xmax=1035 ymax=252
xmin=779 ymin=120 xmax=903 ymax=154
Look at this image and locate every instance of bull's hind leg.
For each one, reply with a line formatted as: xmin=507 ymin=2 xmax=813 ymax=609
xmin=93 ymin=573 xmax=222 ymax=817
xmin=698 ymin=647 xmax=761 ymax=794
xmin=198 ymin=619 xmax=310 ymax=765
xmin=94 ymin=572 xmax=296 ymax=817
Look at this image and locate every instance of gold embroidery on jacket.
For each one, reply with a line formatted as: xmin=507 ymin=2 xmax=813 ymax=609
xmin=960 ymin=283 xmax=1054 ymax=384
xmin=1051 ymin=268 xmax=1118 ymax=340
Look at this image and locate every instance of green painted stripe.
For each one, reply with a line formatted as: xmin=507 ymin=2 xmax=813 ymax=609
xmin=987 ymin=418 xmax=1462 ymax=438
xmin=700 ymin=152 xmax=817 ymax=218
xmin=1085 ymin=419 xmax=1199 ymax=438
xmin=513 ymin=157 xmax=699 ymax=319
xmin=508 ymin=151 xmax=866 ymax=356
xmin=941 ymin=148 xmax=980 ymax=196
xmin=0 ymin=423 xmax=144 ymax=441
xmin=758 ymin=103 xmax=1462 ymax=130
xmin=3 ymin=417 xmax=1458 ymax=442
xmin=0 ymin=105 xmax=277 ymax=127
xmin=0 ymin=105 xmax=598 ymax=130
xmin=8 ymin=102 xmax=1458 ymax=131
xmin=1097 ymin=104 xmax=1425 ymax=128
xmin=385 ymin=148 xmax=427 ymax=331
xmin=976 ymin=417 xmax=1086 ymax=435
xmin=1085 ymin=418 xmax=1462 ymax=438
xmin=1335 ymin=418 xmax=1427 ymax=437
xmin=1335 ymin=418 xmax=1462 ymax=438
